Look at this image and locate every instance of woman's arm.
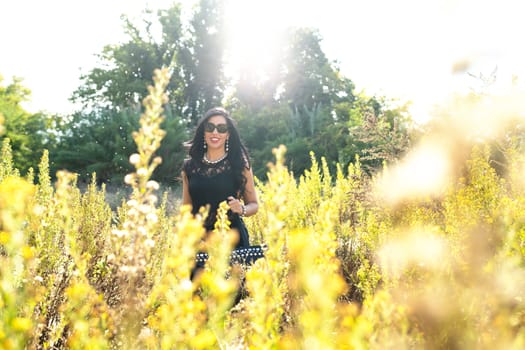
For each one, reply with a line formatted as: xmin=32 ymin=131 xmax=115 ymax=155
xmin=240 ymin=167 xmax=258 ymax=217
xmin=227 ymin=168 xmax=259 ymax=217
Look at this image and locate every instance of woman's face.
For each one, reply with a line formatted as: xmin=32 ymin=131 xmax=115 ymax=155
xmin=204 ymin=115 xmax=229 ymax=152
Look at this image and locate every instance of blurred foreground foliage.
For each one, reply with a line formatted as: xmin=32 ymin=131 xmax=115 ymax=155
xmin=1 ymin=69 xmax=525 ymax=350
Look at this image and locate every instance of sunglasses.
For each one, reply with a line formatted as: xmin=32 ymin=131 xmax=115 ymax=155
xmin=204 ymin=122 xmax=229 ymax=134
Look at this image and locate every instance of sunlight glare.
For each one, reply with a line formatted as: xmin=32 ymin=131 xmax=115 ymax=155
xmin=375 ymin=142 xmax=452 ymax=203
xmin=224 ymin=0 xmax=289 ymax=83
xmin=378 ymin=229 xmax=448 ymax=276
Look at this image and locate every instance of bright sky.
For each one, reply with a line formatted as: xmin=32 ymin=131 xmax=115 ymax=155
xmin=1 ymin=0 xmax=523 ymax=122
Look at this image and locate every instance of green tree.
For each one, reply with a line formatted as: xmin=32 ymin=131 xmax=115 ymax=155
xmin=153 ymin=104 xmax=189 ymax=184
xmin=52 ymin=105 xmax=187 ymax=185
xmin=0 ymin=75 xmax=50 ymax=174
xmin=232 ymin=103 xmax=292 ymax=179
xmin=279 ymin=28 xmax=355 ymax=136
xmin=52 ymin=108 xmax=139 ymax=183
xmin=230 ymin=27 xmax=358 ymax=178
xmin=350 ymin=96 xmax=414 ymax=173
xmin=71 ymin=1 xmax=227 ymax=127
xmin=71 ymin=4 xmax=185 ymax=110
xmin=178 ymin=0 xmax=226 ymax=124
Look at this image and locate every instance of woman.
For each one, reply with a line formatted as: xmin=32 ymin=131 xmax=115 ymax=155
xmin=181 ymin=107 xmax=258 ymax=249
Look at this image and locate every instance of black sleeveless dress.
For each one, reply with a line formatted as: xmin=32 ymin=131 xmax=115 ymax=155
xmin=183 ymin=156 xmax=249 ymax=249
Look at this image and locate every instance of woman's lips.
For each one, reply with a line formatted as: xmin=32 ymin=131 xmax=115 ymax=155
xmin=207 ymin=137 xmax=222 ymax=146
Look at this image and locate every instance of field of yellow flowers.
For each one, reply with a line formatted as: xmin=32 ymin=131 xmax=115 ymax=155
xmin=1 ymin=68 xmax=524 ymax=349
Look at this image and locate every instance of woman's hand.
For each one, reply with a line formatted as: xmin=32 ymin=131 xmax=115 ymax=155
xmin=227 ymin=196 xmax=245 ymax=216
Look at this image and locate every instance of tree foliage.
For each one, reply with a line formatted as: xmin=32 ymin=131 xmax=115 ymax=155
xmin=0 ymin=75 xmax=52 ymax=175
xmin=178 ymin=0 xmax=226 ymax=124
xmin=52 ymin=108 xmax=139 ymax=183
xmin=52 ymin=105 xmax=187 ymax=184
xmin=71 ymin=4 xmax=186 ymax=111
xmin=4 ymin=0 xmax=415 ymax=185
xmin=229 ymin=26 xmax=410 ymax=179
xmin=350 ymin=96 xmax=414 ymax=173
xmin=71 ymin=0 xmax=226 ymax=127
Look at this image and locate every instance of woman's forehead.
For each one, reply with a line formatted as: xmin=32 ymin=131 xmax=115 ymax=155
xmin=207 ymin=115 xmax=227 ymax=124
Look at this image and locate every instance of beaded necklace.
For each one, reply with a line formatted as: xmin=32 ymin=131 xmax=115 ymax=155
xmin=203 ymin=152 xmax=228 ymax=165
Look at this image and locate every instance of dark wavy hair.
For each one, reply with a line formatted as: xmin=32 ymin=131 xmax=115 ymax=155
xmin=185 ymin=107 xmax=251 ymax=196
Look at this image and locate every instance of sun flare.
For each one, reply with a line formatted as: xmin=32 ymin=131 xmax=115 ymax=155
xmin=223 ymin=0 xmax=290 ymax=83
